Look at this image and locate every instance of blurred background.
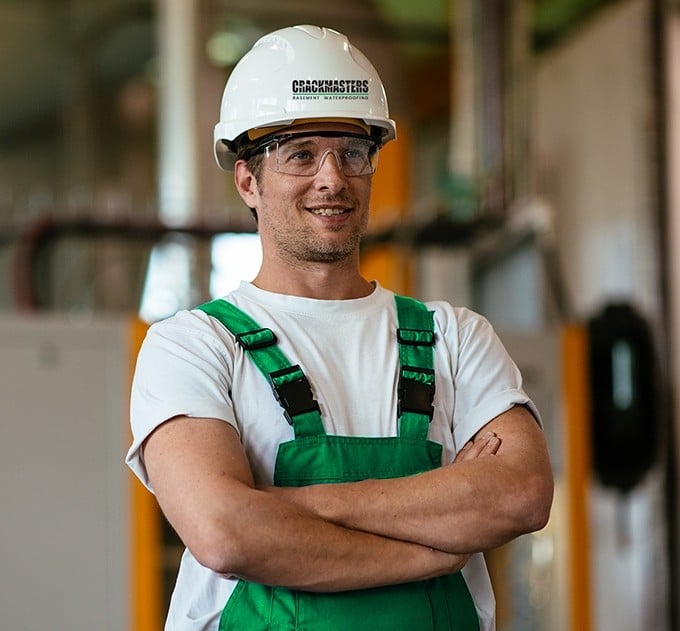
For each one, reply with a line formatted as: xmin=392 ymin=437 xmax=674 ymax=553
xmin=1 ymin=0 xmax=679 ymax=629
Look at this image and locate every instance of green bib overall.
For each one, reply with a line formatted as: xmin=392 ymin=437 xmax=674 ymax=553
xmin=198 ymin=296 xmax=480 ymax=631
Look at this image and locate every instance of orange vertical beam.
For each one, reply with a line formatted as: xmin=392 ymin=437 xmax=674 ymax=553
xmin=361 ymin=120 xmax=413 ymax=294
xmin=561 ymin=325 xmax=593 ymax=631
xmin=128 ymin=317 xmax=162 ymax=631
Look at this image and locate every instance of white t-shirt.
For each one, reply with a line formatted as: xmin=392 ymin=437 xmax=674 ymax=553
xmin=126 ymin=281 xmax=538 ymax=631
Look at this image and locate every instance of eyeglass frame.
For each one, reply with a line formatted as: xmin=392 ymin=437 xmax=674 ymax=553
xmin=238 ymin=130 xmax=382 ymax=177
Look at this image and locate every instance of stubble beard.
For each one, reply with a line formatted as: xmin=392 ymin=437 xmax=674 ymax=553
xmin=273 ymin=212 xmax=368 ymax=264
xmin=259 ymin=185 xmax=370 ymax=263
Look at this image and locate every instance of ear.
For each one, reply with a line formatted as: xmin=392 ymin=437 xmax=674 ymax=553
xmin=234 ymin=160 xmax=260 ymax=208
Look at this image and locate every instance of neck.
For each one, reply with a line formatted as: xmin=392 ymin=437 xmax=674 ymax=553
xmin=253 ymin=255 xmax=374 ymax=300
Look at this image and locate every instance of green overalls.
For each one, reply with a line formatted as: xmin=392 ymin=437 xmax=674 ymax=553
xmin=198 ymin=295 xmax=480 ymax=631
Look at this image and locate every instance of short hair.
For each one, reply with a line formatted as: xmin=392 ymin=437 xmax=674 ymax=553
xmin=245 ymin=152 xmax=264 ymax=182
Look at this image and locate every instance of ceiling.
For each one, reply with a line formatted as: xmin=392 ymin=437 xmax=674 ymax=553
xmin=0 ymin=0 xmax=611 ymax=147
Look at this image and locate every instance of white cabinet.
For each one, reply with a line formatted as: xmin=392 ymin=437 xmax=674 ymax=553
xmin=1 ymin=313 xmax=131 ymax=630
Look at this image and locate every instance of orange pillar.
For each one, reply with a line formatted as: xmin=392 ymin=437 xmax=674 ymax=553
xmin=361 ymin=120 xmax=413 ymax=294
xmin=128 ymin=318 xmax=162 ymax=631
xmin=561 ymin=325 xmax=593 ymax=631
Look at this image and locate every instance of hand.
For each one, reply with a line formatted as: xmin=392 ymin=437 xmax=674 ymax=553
xmin=454 ymin=431 xmax=501 ymax=464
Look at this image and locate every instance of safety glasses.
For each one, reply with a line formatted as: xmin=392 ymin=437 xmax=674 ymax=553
xmin=246 ymin=131 xmax=380 ymax=177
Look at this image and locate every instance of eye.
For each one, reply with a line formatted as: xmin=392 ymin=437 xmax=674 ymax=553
xmin=288 ymin=149 xmax=314 ymax=162
xmin=278 ymin=142 xmax=317 ymax=164
xmin=343 ymin=148 xmax=365 ymax=160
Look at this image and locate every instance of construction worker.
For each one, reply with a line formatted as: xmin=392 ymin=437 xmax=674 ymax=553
xmin=126 ymin=25 xmax=553 ymax=630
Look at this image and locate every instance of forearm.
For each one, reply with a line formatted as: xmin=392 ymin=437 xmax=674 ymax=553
xmin=274 ymin=456 xmax=546 ymax=555
xmin=267 ymin=408 xmax=553 ymax=554
xmin=206 ymin=485 xmax=468 ymax=591
xmin=144 ymin=416 xmax=468 ymax=593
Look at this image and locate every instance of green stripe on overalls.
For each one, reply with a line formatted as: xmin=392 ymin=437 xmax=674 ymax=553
xmin=197 ymin=296 xmax=480 ymax=631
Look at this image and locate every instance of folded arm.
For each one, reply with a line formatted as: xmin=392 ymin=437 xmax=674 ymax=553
xmin=143 ymin=416 xmax=469 ymax=592
xmin=265 ymin=405 xmax=554 ymax=554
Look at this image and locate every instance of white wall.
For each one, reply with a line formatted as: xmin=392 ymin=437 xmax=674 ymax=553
xmin=533 ymin=0 xmax=660 ymax=321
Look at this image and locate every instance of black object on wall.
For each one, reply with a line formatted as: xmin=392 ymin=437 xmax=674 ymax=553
xmin=588 ymin=302 xmax=658 ymax=492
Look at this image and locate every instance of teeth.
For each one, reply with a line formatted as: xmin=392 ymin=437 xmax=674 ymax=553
xmin=310 ymin=208 xmax=347 ymax=216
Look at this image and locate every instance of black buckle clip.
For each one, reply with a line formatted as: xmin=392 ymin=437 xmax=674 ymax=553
xmin=398 ymin=366 xmax=435 ymax=420
xmin=268 ymin=365 xmax=320 ymax=425
xmin=236 ymin=328 xmax=277 ymax=351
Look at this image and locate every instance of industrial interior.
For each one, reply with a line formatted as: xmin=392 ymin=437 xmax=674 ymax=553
xmin=2 ymin=0 xmax=680 ymax=629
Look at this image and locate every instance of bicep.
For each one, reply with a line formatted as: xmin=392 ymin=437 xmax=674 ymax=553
xmin=473 ymin=404 xmax=551 ymax=471
xmin=473 ymin=404 xmax=554 ymax=529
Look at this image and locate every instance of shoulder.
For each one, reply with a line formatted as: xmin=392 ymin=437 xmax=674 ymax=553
xmin=424 ymin=300 xmax=497 ymax=342
xmin=423 ymin=300 xmax=515 ymax=375
xmin=140 ymin=306 xmax=239 ymax=368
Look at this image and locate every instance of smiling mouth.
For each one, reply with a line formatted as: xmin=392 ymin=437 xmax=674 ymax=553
xmin=308 ymin=207 xmax=350 ymax=216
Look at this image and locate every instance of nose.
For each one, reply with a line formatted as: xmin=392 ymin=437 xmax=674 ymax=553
xmin=314 ymin=149 xmax=347 ymax=190
xmin=316 ymin=149 xmax=345 ymax=173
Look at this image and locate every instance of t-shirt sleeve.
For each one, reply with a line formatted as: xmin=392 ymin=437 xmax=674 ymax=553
xmin=125 ymin=311 xmax=238 ymax=491
xmin=446 ymin=307 xmax=540 ymax=449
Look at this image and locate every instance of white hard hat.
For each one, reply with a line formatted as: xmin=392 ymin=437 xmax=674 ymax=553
xmin=214 ymin=25 xmax=397 ymax=170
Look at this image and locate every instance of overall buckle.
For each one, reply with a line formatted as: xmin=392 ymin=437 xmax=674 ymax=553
xmin=398 ymin=366 xmax=435 ymax=420
xmin=268 ymin=365 xmax=320 ymax=425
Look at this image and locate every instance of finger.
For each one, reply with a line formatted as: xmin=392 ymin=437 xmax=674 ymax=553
xmin=453 ymin=440 xmax=475 ymax=463
xmin=455 ymin=432 xmax=501 ymax=462
xmin=477 ymin=433 xmax=501 ymax=456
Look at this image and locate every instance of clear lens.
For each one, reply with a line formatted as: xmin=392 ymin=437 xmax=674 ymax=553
xmin=264 ymin=133 xmax=378 ymax=177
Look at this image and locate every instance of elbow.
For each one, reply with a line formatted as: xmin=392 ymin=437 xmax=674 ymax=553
xmin=497 ymin=468 xmax=554 ymax=540
xmin=518 ymin=471 xmax=554 ymax=533
xmin=193 ymin=547 xmax=241 ymax=576
xmin=187 ymin=522 xmax=248 ymax=576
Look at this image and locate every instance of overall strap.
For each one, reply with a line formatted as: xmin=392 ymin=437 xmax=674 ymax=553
xmin=197 ymin=299 xmax=324 ymax=438
xmin=394 ymin=295 xmax=436 ymax=441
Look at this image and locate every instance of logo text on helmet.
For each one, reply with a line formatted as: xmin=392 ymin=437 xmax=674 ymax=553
xmin=291 ymin=79 xmax=369 ymax=97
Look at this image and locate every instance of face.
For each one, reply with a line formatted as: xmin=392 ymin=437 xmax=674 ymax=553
xmin=234 ymin=123 xmax=374 ymax=266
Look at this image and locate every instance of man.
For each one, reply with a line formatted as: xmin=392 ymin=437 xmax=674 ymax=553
xmin=126 ymin=25 xmax=553 ymax=630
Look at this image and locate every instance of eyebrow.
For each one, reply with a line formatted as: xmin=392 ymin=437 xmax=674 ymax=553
xmin=281 ymin=135 xmax=371 ymax=149
xmin=280 ymin=137 xmax=318 ymax=147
